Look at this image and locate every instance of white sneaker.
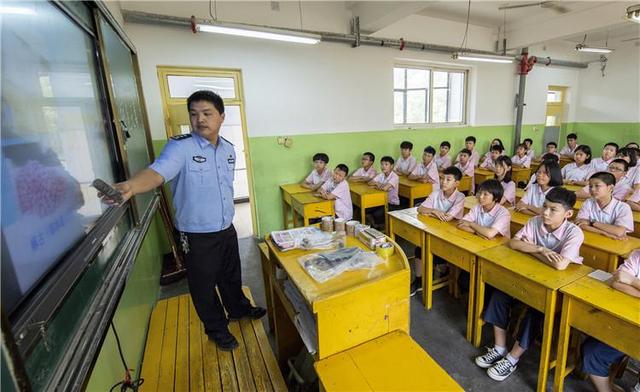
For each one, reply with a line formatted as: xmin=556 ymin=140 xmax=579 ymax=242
xmin=632 ymin=381 xmax=640 ymax=392
xmin=487 ymin=358 xmax=517 ymax=381
xmin=475 ymin=347 xmax=504 ymax=369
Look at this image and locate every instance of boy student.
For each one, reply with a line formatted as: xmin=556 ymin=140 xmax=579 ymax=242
xmin=576 ymin=159 xmax=633 ymax=201
xmin=475 ymin=187 xmax=584 ymax=382
xmin=617 ymin=146 xmax=640 ymax=192
xmin=591 ymin=142 xmax=619 ymax=172
xmin=302 ymin=153 xmax=330 ymax=190
xmin=516 ymin=161 xmax=563 ymax=215
xmin=436 ymin=141 xmax=452 ymax=170
xmin=349 ymin=152 xmax=377 ymax=182
xmin=523 ymin=138 xmax=535 ymax=160
xmin=495 ymin=156 xmax=516 ymax=206
xmin=561 ymin=145 xmax=593 ymax=185
xmin=457 ymin=179 xmax=511 ymax=239
xmin=368 ymin=156 xmax=400 ymax=226
xmin=539 ymin=142 xmax=560 ymax=160
xmin=408 ymin=146 xmax=440 ymax=192
xmin=394 ymin=141 xmax=418 ymax=176
xmin=511 ymin=143 xmax=532 ymax=168
xmin=455 ymin=148 xmax=475 ymax=192
xmin=318 ymin=164 xmax=353 ymax=221
xmin=482 ymin=139 xmax=505 ymax=163
xmin=559 ymin=133 xmax=578 ymax=157
xmin=456 ymin=136 xmax=481 ymax=167
xmin=480 ymin=145 xmax=504 ymax=171
xmin=574 ymin=172 xmax=634 ymax=240
xmin=580 ymin=250 xmax=640 ymax=392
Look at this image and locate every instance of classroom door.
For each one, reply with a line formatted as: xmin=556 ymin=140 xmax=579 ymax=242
xmin=543 ymin=86 xmax=567 ymax=147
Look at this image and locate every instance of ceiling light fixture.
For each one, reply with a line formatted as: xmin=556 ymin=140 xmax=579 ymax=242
xmin=575 ymin=44 xmax=613 ymax=53
xmin=196 ymin=22 xmax=320 ymax=44
xmin=626 ymin=4 xmax=640 ymax=23
xmin=452 ymin=52 xmax=515 ymax=63
xmin=0 ymin=5 xmax=36 ymax=15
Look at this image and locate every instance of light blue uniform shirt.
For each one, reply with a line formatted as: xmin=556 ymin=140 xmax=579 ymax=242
xmin=150 ymin=132 xmax=235 ymax=233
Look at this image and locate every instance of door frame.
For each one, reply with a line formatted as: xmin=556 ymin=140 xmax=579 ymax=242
xmin=156 ymin=65 xmax=257 ymax=235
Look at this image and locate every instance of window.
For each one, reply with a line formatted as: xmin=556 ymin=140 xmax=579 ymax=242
xmin=394 ymin=66 xmax=466 ymax=125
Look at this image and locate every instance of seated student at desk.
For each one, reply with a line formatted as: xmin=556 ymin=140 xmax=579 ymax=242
xmin=576 ymin=159 xmax=633 ymax=201
xmin=559 ymin=133 xmax=578 ymax=158
xmin=394 ymin=141 xmax=418 ymax=176
xmin=561 ymin=145 xmax=593 ymax=186
xmin=495 ymin=156 xmax=516 ymax=206
xmin=511 ymin=143 xmax=531 ymax=168
xmin=480 ymin=144 xmax=504 ymax=171
xmin=367 ymin=156 xmax=400 ymax=227
xmin=457 ymin=179 xmax=511 ymax=239
xmin=318 ymin=164 xmax=353 ymax=221
xmin=516 ymin=161 xmax=562 ymax=215
xmin=455 ymin=148 xmax=476 ymax=193
xmin=627 ymin=188 xmax=640 ymax=211
xmin=581 ymin=250 xmax=640 ymax=392
xmin=408 ymin=146 xmax=440 ymax=192
xmin=481 ymin=138 xmax=505 ymax=164
xmin=475 ymin=188 xmax=584 ymax=382
xmin=302 ymin=152 xmax=331 ymax=191
xmin=591 ymin=142 xmax=619 ymax=172
xmin=526 ymin=154 xmax=561 ymax=187
xmin=574 ymin=172 xmax=634 ymax=240
xmin=538 ymin=142 xmax=560 ymax=160
xmin=349 ymin=152 xmax=378 ymax=182
xmin=524 ymin=138 xmax=535 ymax=160
xmin=435 ymin=141 xmax=452 ymax=170
xmin=455 ymin=136 xmax=481 ymax=167
xmin=617 ymin=147 xmax=640 ymax=192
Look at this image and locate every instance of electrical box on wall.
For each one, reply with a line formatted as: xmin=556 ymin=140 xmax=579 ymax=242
xmin=277 ymin=136 xmax=292 ymax=148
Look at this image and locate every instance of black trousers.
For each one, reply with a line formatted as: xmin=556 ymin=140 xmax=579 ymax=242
xmin=184 ymin=225 xmax=252 ymax=335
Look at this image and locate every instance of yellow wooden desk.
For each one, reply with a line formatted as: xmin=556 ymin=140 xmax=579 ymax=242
xmin=474 ymin=168 xmax=495 ymax=188
xmin=509 ymin=210 xmax=640 ymax=272
xmin=398 ymin=177 xmax=433 ymax=207
xmin=348 ymin=182 xmax=388 ymax=224
xmin=459 ymin=175 xmax=473 ymax=193
xmin=473 ymin=246 xmax=592 ymax=392
xmin=265 ymin=234 xmax=410 ymax=365
xmin=512 ymin=166 xmax=532 ymax=184
xmin=291 ymin=192 xmax=334 ymax=227
xmin=553 ymin=276 xmax=640 ymax=392
xmin=281 ymin=183 xmax=312 ymax=229
xmin=315 ymin=330 xmax=463 ymax=392
xmin=633 ymin=210 xmax=640 ymax=238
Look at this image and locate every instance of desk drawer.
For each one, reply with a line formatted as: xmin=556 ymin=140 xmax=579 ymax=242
xmin=302 ymin=201 xmax=334 ymax=219
xmin=431 ymin=237 xmax=472 ymax=271
xmin=391 ymin=218 xmax=422 ymax=246
xmin=480 ymin=261 xmax=547 ymax=312
xmin=580 ymin=246 xmax=614 ymax=272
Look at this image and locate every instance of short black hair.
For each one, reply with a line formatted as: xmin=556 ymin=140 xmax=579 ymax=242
xmin=459 ymin=148 xmax=472 ymax=157
xmin=443 ymin=166 xmax=463 ymax=181
xmin=546 ymin=142 xmax=558 ymax=148
xmin=363 ymin=152 xmax=375 ymax=162
xmin=491 ymin=138 xmax=504 ymax=148
xmin=567 ymin=133 xmax=577 ymax=140
xmin=545 ymin=187 xmax=577 ymax=210
xmin=610 ymin=158 xmax=629 ymax=172
xmin=604 ymin=142 xmax=619 ymax=153
xmin=335 ymin=164 xmax=349 ymax=174
xmin=187 ymin=90 xmax=224 ymax=114
xmin=477 ymin=179 xmax=504 ymax=202
xmin=589 ymin=171 xmax=616 ymax=186
xmin=400 ymin=141 xmax=413 ymax=150
xmin=490 ymin=144 xmax=504 ymax=153
xmin=523 ymin=138 xmax=533 ymax=145
xmin=312 ymin=153 xmax=329 ymax=164
xmin=465 ymin=136 xmax=476 ymax=143
xmin=424 ymin=146 xmax=436 ymax=155
xmin=574 ymin=145 xmax=592 ymax=164
xmin=440 ymin=141 xmax=451 ymax=149
xmin=618 ymin=147 xmax=638 ymax=167
xmin=541 ymin=153 xmax=559 ymax=163
xmin=516 ymin=143 xmax=527 ymax=150
xmin=625 ymin=142 xmax=639 ymax=149
xmin=536 ymin=161 xmax=563 ymax=186
xmin=495 ymin=155 xmax=513 ymax=183
xmin=381 ymin=156 xmax=395 ymax=165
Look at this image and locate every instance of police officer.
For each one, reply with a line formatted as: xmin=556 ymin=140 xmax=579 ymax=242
xmin=101 ymin=90 xmax=265 ymax=351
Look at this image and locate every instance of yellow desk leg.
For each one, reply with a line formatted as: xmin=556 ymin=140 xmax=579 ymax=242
xmin=384 ymin=205 xmax=389 ymax=234
xmin=360 ymin=204 xmax=366 ymax=224
xmin=536 ymin=291 xmax=557 ymax=392
xmin=466 ymin=257 xmax=477 ymax=343
xmin=473 ymin=262 xmax=485 ymax=348
xmin=408 ymin=189 xmax=415 ymax=208
xmin=607 ymin=255 xmax=618 ymax=273
xmin=283 ymin=202 xmax=290 ymax=229
xmin=388 ymin=218 xmax=395 ymax=241
xmin=303 ymin=215 xmax=310 ymax=227
xmin=423 ymin=234 xmax=433 ymax=309
xmin=553 ymin=299 xmax=572 ymax=392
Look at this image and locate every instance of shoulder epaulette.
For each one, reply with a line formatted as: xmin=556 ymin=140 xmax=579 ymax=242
xmin=170 ymin=134 xmax=192 ymax=141
xmin=220 ymin=136 xmax=234 ymax=146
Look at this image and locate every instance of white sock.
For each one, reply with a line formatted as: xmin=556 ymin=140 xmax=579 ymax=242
xmin=494 ymin=345 xmax=507 ymax=356
xmin=506 ymin=353 xmax=519 ymax=366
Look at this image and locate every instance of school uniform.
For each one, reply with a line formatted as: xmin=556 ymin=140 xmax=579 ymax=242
xmin=501 ymin=180 xmax=516 ymax=206
xmin=480 ymin=158 xmax=496 ymax=170
xmin=580 ymin=175 xmax=633 ymax=201
xmin=455 ymin=161 xmax=475 ymax=192
xmin=462 ymin=203 xmax=511 ymax=238
xmin=559 ymin=145 xmax=577 ymax=156
xmin=591 ymin=157 xmax=613 ymax=172
xmin=561 ymin=162 xmax=594 ymax=182
xmin=526 ymin=148 xmax=535 ymax=160
xmin=351 ymin=166 xmax=378 ymax=179
xmin=483 ymin=217 xmax=584 ymax=350
xmin=483 ymin=150 xmax=505 ymax=162
xmin=435 ymin=154 xmax=452 ymax=170
xmin=458 ymin=149 xmax=481 ymax=167
xmin=372 ymin=171 xmax=400 ymax=206
xmin=511 ymin=154 xmax=531 ymax=168
xmin=576 ymin=198 xmax=634 ymax=233
xmin=419 ymin=189 xmax=465 ymax=219
xmin=410 ymin=161 xmax=440 ymax=192
xmin=582 ymin=250 xmax=640 ymax=377
xmin=521 ymin=183 xmax=554 ymax=208
xmin=321 ymin=178 xmax=353 ymax=221
xmin=395 ymin=155 xmax=418 ymax=174
xmin=628 ymin=188 xmax=640 ymax=204
xmin=539 ymin=151 xmax=560 ymax=160
xmin=305 ymin=168 xmax=331 ymax=185
xmin=627 ymin=165 xmax=640 ymax=187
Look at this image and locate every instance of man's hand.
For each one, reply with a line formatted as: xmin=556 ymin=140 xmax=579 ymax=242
xmin=99 ymin=182 xmax=132 ymax=206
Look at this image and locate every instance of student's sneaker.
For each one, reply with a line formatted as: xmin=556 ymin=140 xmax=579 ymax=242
xmin=474 ymin=347 xmax=504 ymax=369
xmin=487 ymin=358 xmax=517 ymax=381
xmin=410 ymin=278 xmax=423 ymax=297
xmin=633 ymin=381 xmax=640 ymax=392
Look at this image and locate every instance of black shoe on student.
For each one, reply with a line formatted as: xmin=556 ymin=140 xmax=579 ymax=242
xmin=410 ymin=278 xmax=423 ymax=297
xmin=228 ymin=306 xmax=267 ymax=321
xmin=208 ymin=329 xmax=239 ymax=351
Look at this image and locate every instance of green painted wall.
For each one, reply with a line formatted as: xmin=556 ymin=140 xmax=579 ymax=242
xmin=560 ymin=122 xmax=640 ymax=152
xmin=86 ymin=212 xmax=168 ymax=391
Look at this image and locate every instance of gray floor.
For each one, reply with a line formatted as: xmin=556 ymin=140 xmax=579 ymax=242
xmin=160 ymin=237 xmax=638 ymax=392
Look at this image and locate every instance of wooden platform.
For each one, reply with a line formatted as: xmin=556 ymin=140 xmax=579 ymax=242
xmin=140 ymin=288 xmax=286 ymax=392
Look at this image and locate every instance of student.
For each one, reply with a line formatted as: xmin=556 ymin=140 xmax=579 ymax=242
xmin=436 ymin=141 xmax=452 ymax=170
xmin=349 ymin=152 xmax=378 ymax=182
xmin=576 ymin=159 xmax=633 ymax=201
xmin=302 ymin=153 xmax=331 ymax=190
xmin=408 ymin=146 xmax=440 ymax=192
xmin=511 ymin=143 xmax=531 ymax=168
xmin=394 ymin=141 xmax=418 ymax=176
xmin=475 ymin=187 xmax=583 ymax=381
xmin=456 ymin=136 xmax=481 ymax=167
xmin=617 ymin=147 xmax=640 ymax=192
xmin=516 ymin=161 xmax=562 ymax=215
xmin=538 ymin=142 xmax=560 ymax=160
xmin=368 ymin=156 xmax=400 ymax=226
xmin=627 ymin=188 xmax=640 ymax=212
xmin=455 ymin=148 xmax=475 ymax=192
xmin=559 ymin=133 xmax=578 ymax=157
xmin=591 ymin=142 xmax=619 ymax=172
xmin=457 ymin=179 xmax=511 ymax=239
xmin=480 ymin=145 xmax=504 ymax=171
xmin=626 ymin=142 xmax=639 ymax=149
xmin=561 ymin=145 xmax=593 ymax=185
xmin=482 ymin=138 xmax=505 ymax=163
xmin=580 ymin=249 xmax=640 ymax=392
xmin=495 ymin=156 xmax=516 ymax=206
xmin=575 ymin=172 xmax=634 ymax=240
xmin=523 ymin=138 xmax=535 ymax=160
xmin=525 ymin=155 xmax=560 ymax=188
xmin=318 ymin=164 xmax=353 ymax=221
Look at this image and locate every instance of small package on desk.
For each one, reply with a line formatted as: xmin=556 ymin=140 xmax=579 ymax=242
xmin=299 ymin=247 xmax=383 ymax=283
xmin=357 ymin=227 xmax=387 ymax=250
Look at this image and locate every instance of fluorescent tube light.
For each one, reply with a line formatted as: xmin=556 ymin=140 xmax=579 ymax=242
xmin=626 ymin=4 xmax=640 ymax=23
xmin=452 ymin=52 xmax=514 ymax=64
xmin=575 ymin=44 xmax=613 ymax=53
xmin=0 ymin=5 xmax=36 ymax=15
xmin=197 ymin=22 xmax=320 ymax=45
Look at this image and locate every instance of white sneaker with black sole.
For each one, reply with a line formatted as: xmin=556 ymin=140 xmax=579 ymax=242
xmin=410 ymin=278 xmax=423 ymax=297
xmin=487 ymin=358 xmax=517 ymax=381
xmin=474 ymin=347 xmax=504 ymax=369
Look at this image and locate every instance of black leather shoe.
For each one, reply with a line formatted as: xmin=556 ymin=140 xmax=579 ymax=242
xmin=208 ymin=330 xmax=239 ymax=351
xmin=228 ymin=306 xmax=267 ymax=321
